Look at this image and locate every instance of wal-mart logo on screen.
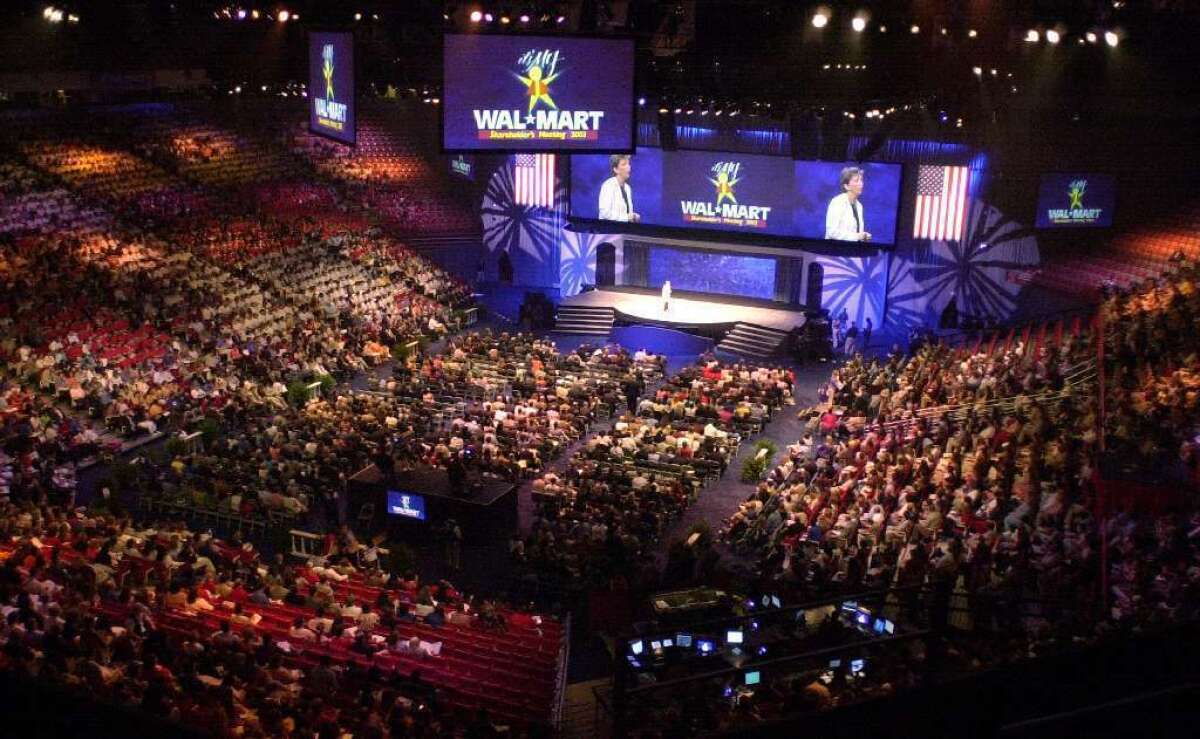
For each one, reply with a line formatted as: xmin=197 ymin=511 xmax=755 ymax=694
xmin=1046 ymin=179 xmax=1104 ymax=225
xmin=315 ymin=43 xmax=348 ymax=131
xmin=471 ymin=48 xmax=604 ymax=142
xmin=680 ymin=161 xmax=773 ymax=228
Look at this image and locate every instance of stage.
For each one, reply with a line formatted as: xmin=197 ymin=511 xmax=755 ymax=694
xmin=560 ymin=286 xmax=809 ymax=332
xmin=349 ymin=465 xmax=518 ymax=538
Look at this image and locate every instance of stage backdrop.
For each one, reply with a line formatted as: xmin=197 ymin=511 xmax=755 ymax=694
xmin=483 ymin=153 xmax=1040 ymax=332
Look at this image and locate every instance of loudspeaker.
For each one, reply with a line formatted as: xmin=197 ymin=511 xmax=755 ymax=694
xmin=790 ymin=111 xmax=820 ymax=160
xmin=657 ymin=109 xmax=677 ymax=150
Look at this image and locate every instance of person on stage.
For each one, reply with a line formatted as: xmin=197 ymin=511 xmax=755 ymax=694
xmin=661 ymin=280 xmax=671 ymax=312
xmin=825 ymin=166 xmax=872 ymax=242
xmin=598 ymin=154 xmax=640 ymax=222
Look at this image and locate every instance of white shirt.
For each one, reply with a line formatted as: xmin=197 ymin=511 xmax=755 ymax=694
xmin=598 ymin=176 xmax=634 ymax=221
xmin=825 ymin=193 xmax=866 ymax=241
xmin=661 ymin=281 xmax=671 ymax=301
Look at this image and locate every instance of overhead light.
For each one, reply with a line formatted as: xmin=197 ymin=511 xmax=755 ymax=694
xmin=556 ymin=15 xmax=566 ymax=24
xmin=940 ymin=27 xmax=947 ymax=35
xmin=851 ymin=16 xmax=866 ymax=33
xmin=1025 ymin=29 xmax=1039 ymax=42
xmin=519 ymin=14 xmax=529 ymax=23
xmin=1104 ymin=30 xmax=1119 ymax=47
xmin=972 ymin=66 xmax=982 ymax=76
xmin=1046 ymin=29 xmax=1061 ymax=44
xmin=484 ymin=12 xmax=494 ymax=22
xmin=910 ymin=25 xmax=920 ymax=34
xmin=500 ymin=15 xmax=510 ymax=24
xmin=811 ymin=12 xmax=828 ymax=29
xmin=878 ymin=25 xmax=886 ymax=33
xmin=657 ymin=106 xmax=668 ymax=114
xmin=355 ymin=12 xmax=363 ymax=21
xmin=968 ymin=29 xmax=977 ymax=38
xmin=252 ymin=9 xmax=260 ymax=19
xmin=1085 ymin=31 xmax=1097 ymax=43
xmin=469 ymin=10 xmax=481 ymax=22
xmin=277 ymin=10 xmax=289 ymax=22
xmin=237 ymin=8 xmax=247 ymax=20
xmin=44 ymin=6 xmax=54 ymax=19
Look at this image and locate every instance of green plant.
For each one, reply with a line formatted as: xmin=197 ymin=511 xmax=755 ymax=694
xmin=164 ymin=436 xmax=188 ymax=460
xmin=317 ymin=373 xmax=335 ymax=393
xmin=197 ymin=416 xmax=222 ymax=445
xmin=286 ymin=379 xmax=312 ymax=407
xmin=391 ymin=342 xmax=414 ymax=363
xmin=740 ymin=439 xmax=779 ymax=483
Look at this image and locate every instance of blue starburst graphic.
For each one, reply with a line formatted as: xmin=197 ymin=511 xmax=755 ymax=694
xmin=886 ymin=200 xmax=1039 ymax=330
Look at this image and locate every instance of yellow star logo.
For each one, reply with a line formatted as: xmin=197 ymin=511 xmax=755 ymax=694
xmin=708 ymin=170 xmax=739 ymax=206
xmin=517 ymin=65 xmax=559 ymax=112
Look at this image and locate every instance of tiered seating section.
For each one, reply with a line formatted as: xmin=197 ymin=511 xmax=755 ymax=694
xmin=0 ymin=510 xmax=565 ymax=732
xmin=288 ymin=106 xmax=478 ymax=234
xmin=1034 ymin=200 xmax=1200 ymax=297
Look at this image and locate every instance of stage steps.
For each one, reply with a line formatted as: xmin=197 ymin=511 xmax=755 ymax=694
xmin=554 ymin=305 xmax=615 ymax=335
xmin=717 ymin=322 xmax=789 ymax=357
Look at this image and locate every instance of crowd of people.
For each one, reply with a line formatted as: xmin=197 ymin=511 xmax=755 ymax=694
xmin=523 ymin=359 xmax=793 ymax=586
xmin=1101 ymin=254 xmax=1200 ymax=480
xmin=0 ymin=502 xmax=562 ymax=736
xmin=688 ymin=313 xmax=1200 ymax=733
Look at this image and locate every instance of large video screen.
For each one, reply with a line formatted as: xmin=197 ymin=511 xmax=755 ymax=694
xmin=570 ymin=147 xmax=901 ymax=244
xmin=1035 ymin=173 xmax=1115 ymax=228
xmin=308 ymin=31 xmax=356 ymax=145
xmin=443 ymin=33 xmax=635 ymax=152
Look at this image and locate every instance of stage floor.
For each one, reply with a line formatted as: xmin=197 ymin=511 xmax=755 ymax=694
xmin=561 ymin=286 xmax=808 ymax=331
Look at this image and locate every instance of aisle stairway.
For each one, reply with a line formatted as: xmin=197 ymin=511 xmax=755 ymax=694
xmin=555 ymin=305 xmax=615 ymax=335
xmin=716 ymin=322 xmax=789 ymax=357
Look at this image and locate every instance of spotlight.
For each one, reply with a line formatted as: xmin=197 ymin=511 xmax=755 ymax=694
xmin=500 ymin=15 xmax=510 ymax=24
xmin=910 ymin=24 xmax=919 ymax=34
xmin=356 ymin=12 xmax=363 ymax=21
xmin=851 ymin=17 xmax=866 ymax=33
xmin=519 ymin=14 xmax=529 ymax=23
xmin=968 ymin=29 xmax=977 ymax=38
xmin=673 ymin=107 xmax=681 ymax=114
xmin=1046 ymin=29 xmax=1060 ymax=44
xmin=729 ymin=109 xmax=739 ymax=117
xmin=1085 ymin=31 xmax=1097 ymax=43
xmin=878 ymin=25 xmax=886 ymax=33
xmin=484 ymin=12 xmax=493 ymax=22
xmin=940 ymin=27 xmax=947 ymax=35
xmin=44 ymin=6 xmax=54 ymax=19
xmin=657 ymin=106 xmax=668 ymax=114
xmin=811 ymin=12 xmax=828 ymax=29
xmin=638 ymin=97 xmax=645 ymax=106
xmin=1104 ymin=30 xmax=1119 ymax=47
xmin=237 ymin=8 xmax=247 ymax=20
xmin=972 ymin=66 xmax=982 ymax=76
xmin=277 ymin=10 xmax=289 ymax=22
xmin=252 ymin=9 xmax=260 ymax=19
xmin=556 ymin=15 xmax=565 ymax=24
xmin=469 ymin=10 xmax=481 ymax=22
xmin=1025 ymin=29 xmax=1039 ymax=42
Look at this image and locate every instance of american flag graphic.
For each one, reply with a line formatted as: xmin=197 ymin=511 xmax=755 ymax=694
xmin=513 ymin=153 xmax=556 ymax=208
xmin=913 ymin=165 xmax=970 ymax=241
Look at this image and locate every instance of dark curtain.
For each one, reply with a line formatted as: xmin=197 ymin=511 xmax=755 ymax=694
xmin=774 ymin=257 xmax=805 ymax=304
xmin=623 ymin=241 xmax=650 ymax=287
